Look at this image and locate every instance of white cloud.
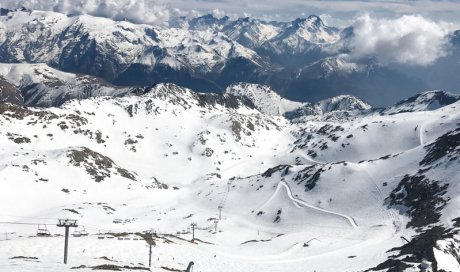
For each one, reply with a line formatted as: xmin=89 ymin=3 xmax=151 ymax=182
xmin=9 ymin=0 xmax=179 ymax=26
xmin=348 ymin=14 xmax=453 ymax=65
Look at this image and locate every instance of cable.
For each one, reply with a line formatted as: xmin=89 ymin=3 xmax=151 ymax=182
xmin=0 ymin=221 xmax=50 ymax=225
xmin=0 ymin=214 xmax=57 ymax=221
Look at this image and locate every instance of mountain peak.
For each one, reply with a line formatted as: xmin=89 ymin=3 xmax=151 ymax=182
xmin=306 ymin=15 xmax=323 ymax=27
xmin=188 ymin=14 xmax=230 ymax=30
xmin=383 ymin=90 xmax=460 ymax=114
xmin=292 ymin=15 xmax=325 ymax=30
xmin=318 ymin=95 xmax=372 ymax=113
xmin=225 ymin=83 xmax=304 ymax=116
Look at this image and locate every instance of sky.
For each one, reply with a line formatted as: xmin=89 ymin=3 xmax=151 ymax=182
xmin=1 ymin=0 xmax=460 ymax=27
xmin=158 ymin=0 xmax=460 ymax=27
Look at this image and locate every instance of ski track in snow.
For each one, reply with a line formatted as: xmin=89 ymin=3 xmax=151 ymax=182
xmin=419 ymin=122 xmax=425 ymax=146
xmin=259 ymin=181 xmax=359 ymax=229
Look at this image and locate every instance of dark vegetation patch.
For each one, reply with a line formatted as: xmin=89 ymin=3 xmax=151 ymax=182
xmin=262 ymin=165 xmax=291 ymax=178
xmin=316 ymin=124 xmax=344 ymax=135
xmin=388 ymin=175 xmax=448 ymax=229
xmin=0 ymin=103 xmax=56 ymax=120
xmin=73 ymin=129 xmax=106 ymax=144
xmin=420 ymin=128 xmax=460 ymax=166
xmin=202 ymin=147 xmax=214 ymax=157
xmin=63 ymin=209 xmax=80 ymax=214
xmin=145 ymin=177 xmax=169 ymax=190
xmin=116 ymin=168 xmax=136 ymax=181
xmin=197 ymin=92 xmax=254 ymax=109
xmin=366 ymin=226 xmax=459 ymax=272
xmin=369 ymin=174 xmax=456 ymax=271
xmin=273 ymin=209 xmax=282 ymax=223
xmin=307 ymin=150 xmax=317 ymax=158
xmin=7 ymin=132 xmax=31 ymax=144
xmin=67 ymin=147 xmax=136 ymax=182
xmin=0 ymin=103 xmax=87 ymax=131
xmin=124 ymin=138 xmax=138 ymax=145
xmin=294 ymin=165 xmax=324 ymax=191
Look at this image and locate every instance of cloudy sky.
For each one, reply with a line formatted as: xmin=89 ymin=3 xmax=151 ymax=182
xmin=1 ymin=0 xmax=460 ymax=27
xmin=158 ymin=0 xmax=460 ymax=26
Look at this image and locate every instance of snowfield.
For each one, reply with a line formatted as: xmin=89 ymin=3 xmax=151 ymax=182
xmin=0 ymin=83 xmax=459 ymax=272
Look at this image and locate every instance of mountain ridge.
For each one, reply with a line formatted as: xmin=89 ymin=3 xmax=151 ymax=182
xmin=0 ymin=8 xmax=459 ymax=106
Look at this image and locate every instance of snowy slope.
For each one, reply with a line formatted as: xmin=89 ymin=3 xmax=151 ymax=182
xmin=225 ymin=83 xmax=305 ymax=116
xmin=0 ymin=83 xmax=459 ymax=271
xmin=0 ymin=63 xmax=132 ymax=107
xmin=226 ymin=82 xmax=371 ymax=120
xmin=382 ymin=90 xmax=460 ymax=115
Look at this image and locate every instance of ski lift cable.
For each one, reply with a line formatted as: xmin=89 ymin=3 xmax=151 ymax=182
xmin=0 ymin=214 xmax=57 ymax=221
xmin=0 ymin=221 xmax=51 ymax=225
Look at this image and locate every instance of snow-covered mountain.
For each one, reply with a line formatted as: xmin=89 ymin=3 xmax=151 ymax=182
xmin=0 ymin=82 xmax=459 ymax=272
xmin=1 ymin=8 xmax=457 ymax=106
xmin=0 ymin=9 xmax=265 ymax=90
xmin=226 ymin=82 xmax=371 ymax=120
xmin=382 ymin=90 xmax=460 ymax=115
xmin=0 ymin=63 xmax=132 ymax=107
xmin=259 ymin=16 xmax=340 ymax=59
xmin=223 ymin=17 xmax=281 ymax=49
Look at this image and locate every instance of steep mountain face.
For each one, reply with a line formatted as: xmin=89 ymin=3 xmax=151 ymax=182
xmin=226 ymin=82 xmax=371 ymax=120
xmin=0 ymin=63 xmax=132 ymax=107
xmin=1 ymin=8 xmax=454 ymax=106
xmin=382 ymin=90 xmax=460 ymax=115
xmin=223 ymin=17 xmax=281 ymax=49
xmin=188 ymin=14 xmax=230 ymax=31
xmin=0 ymin=9 xmax=263 ymax=92
xmin=0 ymin=76 xmax=21 ymax=104
xmin=225 ymin=83 xmax=305 ymax=116
xmin=285 ymin=57 xmax=430 ymax=105
xmin=318 ymin=94 xmax=371 ymax=113
xmin=258 ymin=16 xmax=340 ymax=67
xmin=0 ymin=83 xmax=459 ymax=271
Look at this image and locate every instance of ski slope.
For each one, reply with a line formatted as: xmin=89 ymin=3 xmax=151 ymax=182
xmin=0 ymin=84 xmax=459 ymax=271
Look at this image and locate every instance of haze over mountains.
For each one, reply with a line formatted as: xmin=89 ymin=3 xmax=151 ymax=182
xmin=0 ymin=7 xmax=459 ymax=106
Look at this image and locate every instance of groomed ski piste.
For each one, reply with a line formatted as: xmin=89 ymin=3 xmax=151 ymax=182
xmin=0 ymin=83 xmax=460 ymax=271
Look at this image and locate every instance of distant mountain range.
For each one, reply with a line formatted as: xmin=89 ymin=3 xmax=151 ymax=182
xmin=0 ymin=7 xmax=459 ymax=106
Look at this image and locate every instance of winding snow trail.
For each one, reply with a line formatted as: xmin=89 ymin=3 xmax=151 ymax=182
xmin=419 ymin=122 xmax=425 ymax=146
xmin=260 ymin=181 xmax=359 ymax=229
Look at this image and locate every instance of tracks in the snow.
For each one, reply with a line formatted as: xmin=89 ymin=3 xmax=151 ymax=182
xmin=260 ymin=181 xmax=359 ymax=229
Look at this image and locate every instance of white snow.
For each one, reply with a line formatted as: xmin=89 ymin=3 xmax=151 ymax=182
xmin=0 ymin=82 xmax=459 ymax=271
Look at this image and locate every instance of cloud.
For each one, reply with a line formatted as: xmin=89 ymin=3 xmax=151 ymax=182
xmin=3 ymin=0 xmax=460 ymax=27
xmin=348 ymin=14 xmax=453 ymax=65
xmin=8 ymin=0 xmax=181 ymax=26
